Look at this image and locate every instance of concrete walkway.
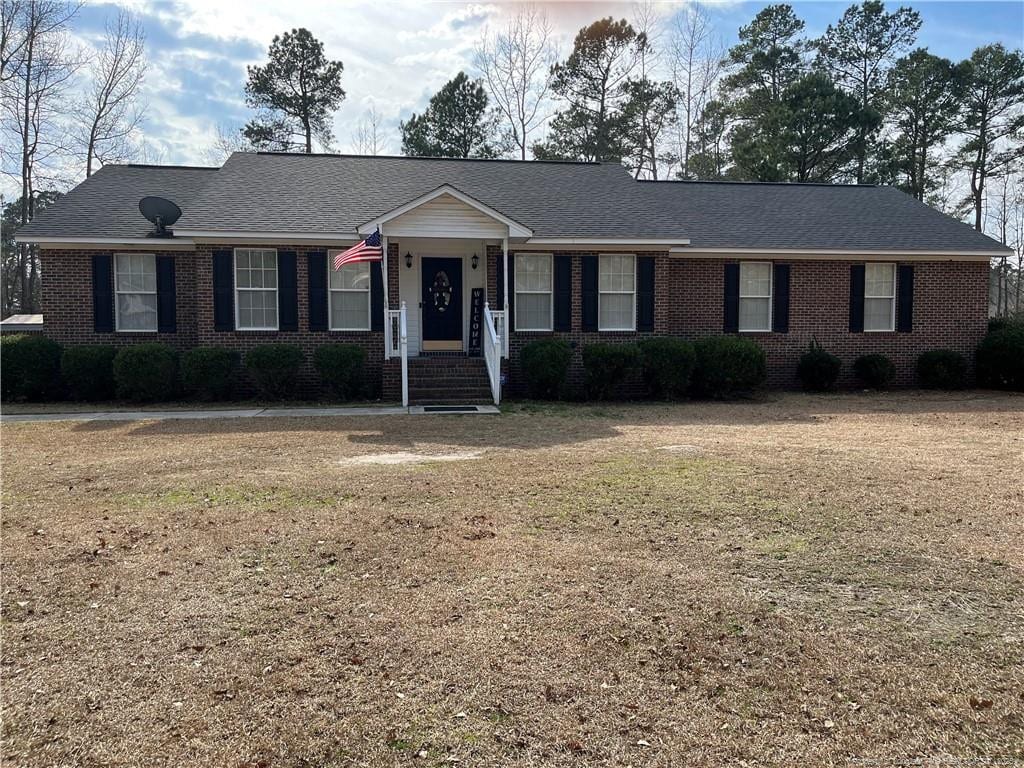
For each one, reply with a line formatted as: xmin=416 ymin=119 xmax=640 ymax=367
xmin=1 ymin=404 xmax=499 ymax=424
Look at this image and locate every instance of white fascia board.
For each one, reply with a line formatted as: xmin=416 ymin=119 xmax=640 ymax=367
xmin=358 ymin=184 xmax=533 ymax=239
xmin=19 ymin=235 xmax=195 ymax=250
xmin=668 ymin=246 xmax=1005 ymax=260
xmin=521 ymin=237 xmax=690 ymax=250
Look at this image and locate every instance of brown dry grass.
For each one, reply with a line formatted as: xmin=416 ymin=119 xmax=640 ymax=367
xmin=2 ymin=391 xmax=1023 ymax=767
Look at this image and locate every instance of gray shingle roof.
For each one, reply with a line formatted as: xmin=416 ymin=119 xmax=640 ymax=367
xmin=16 ymin=152 xmax=1009 ymax=253
xmin=16 ymin=164 xmax=218 ymax=239
xmin=634 ymin=180 xmax=1006 ymax=252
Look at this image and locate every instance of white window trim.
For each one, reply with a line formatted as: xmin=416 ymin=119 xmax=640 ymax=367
xmin=864 ymin=262 xmax=896 ymax=333
xmin=598 ymin=253 xmax=637 ymax=332
xmin=234 ymin=248 xmax=279 ymax=331
xmin=514 ymin=252 xmax=554 ymax=332
xmin=114 ymin=252 xmax=157 ymax=333
xmin=738 ymin=261 xmax=773 ymax=333
xmin=328 ymin=260 xmax=372 ymax=332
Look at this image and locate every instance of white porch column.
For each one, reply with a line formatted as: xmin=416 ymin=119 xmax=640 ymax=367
xmin=502 ymin=235 xmax=509 ymax=358
xmin=381 ymin=228 xmax=390 ymax=359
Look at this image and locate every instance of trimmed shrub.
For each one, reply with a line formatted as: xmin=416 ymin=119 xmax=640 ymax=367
xmin=916 ymin=349 xmax=967 ymax=390
xmin=61 ymin=345 xmax=118 ymax=400
xmin=853 ymin=354 xmax=897 ymax=389
xmin=520 ymin=338 xmax=572 ymax=400
xmin=582 ymin=343 xmax=640 ymax=400
xmin=0 ymin=334 xmax=62 ymax=401
xmin=975 ymin=324 xmax=1024 ymax=391
xmin=246 ymin=344 xmax=304 ymax=400
xmin=796 ymin=338 xmax=842 ymax=392
xmin=314 ymin=344 xmax=366 ymax=400
xmin=113 ymin=343 xmax=179 ymax=402
xmin=181 ymin=347 xmax=239 ymax=401
xmin=692 ymin=336 xmax=767 ymax=399
xmin=639 ymin=337 xmax=696 ymax=400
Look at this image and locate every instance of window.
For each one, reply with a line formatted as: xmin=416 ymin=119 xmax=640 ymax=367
xmin=329 ymin=261 xmax=371 ymax=330
xmin=598 ymin=254 xmax=636 ymax=331
xmin=864 ymin=262 xmax=896 ymax=332
xmin=514 ymin=253 xmax=553 ymax=331
xmin=234 ymin=248 xmax=278 ymax=330
xmin=114 ymin=253 xmax=157 ymax=332
xmin=738 ymin=262 xmax=772 ymax=332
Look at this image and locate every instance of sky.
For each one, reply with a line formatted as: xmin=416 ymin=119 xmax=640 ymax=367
xmin=29 ymin=0 xmax=1024 ymax=175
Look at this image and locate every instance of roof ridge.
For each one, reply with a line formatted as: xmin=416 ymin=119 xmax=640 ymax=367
xmin=125 ymin=163 xmax=219 ymax=171
xmin=246 ymin=151 xmax=602 ymax=167
xmin=639 ymin=178 xmax=877 ymax=188
xmin=639 ymin=179 xmax=877 ymax=188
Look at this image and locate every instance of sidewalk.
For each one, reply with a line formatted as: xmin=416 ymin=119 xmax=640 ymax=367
xmin=1 ymin=404 xmax=499 ymax=424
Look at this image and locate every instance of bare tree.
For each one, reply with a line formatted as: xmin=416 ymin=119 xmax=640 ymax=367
xmin=475 ymin=5 xmax=555 ymax=160
xmin=1 ymin=0 xmax=81 ymax=312
xmin=669 ymin=4 xmax=725 ymax=179
xmin=201 ymin=123 xmax=249 ymax=165
xmin=351 ymin=102 xmax=388 ymax=155
xmin=75 ymin=8 xmax=146 ymax=176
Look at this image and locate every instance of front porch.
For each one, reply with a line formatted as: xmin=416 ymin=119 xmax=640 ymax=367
xmin=361 ymin=185 xmax=521 ymax=406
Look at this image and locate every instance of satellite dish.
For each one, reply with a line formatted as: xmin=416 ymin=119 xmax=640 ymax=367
xmin=139 ymin=196 xmax=182 ymax=238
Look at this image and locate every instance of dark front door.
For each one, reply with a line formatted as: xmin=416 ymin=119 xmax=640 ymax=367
xmin=421 ymin=257 xmax=463 ymax=351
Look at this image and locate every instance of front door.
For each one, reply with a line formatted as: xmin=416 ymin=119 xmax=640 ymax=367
xmin=421 ymin=257 xmax=463 ymax=351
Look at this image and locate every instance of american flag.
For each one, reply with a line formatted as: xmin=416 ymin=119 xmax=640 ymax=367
xmin=333 ymin=229 xmax=383 ymax=270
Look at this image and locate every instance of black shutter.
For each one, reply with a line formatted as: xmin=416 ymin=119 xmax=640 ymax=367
xmin=772 ymin=263 xmax=790 ymax=334
xmin=156 ymin=255 xmax=176 ymax=333
xmin=307 ymin=251 xmax=327 ymax=331
xmin=277 ymin=250 xmax=298 ymax=331
xmin=897 ymin=264 xmax=914 ymax=333
xmin=371 ymin=260 xmax=383 ymax=331
xmin=637 ymin=256 xmax=655 ymax=332
xmin=723 ymin=263 xmax=740 ymax=333
xmin=212 ymin=250 xmax=234 ymax=332
xmin=506 ymin=255 xmax=516 ymax=329
xmin=849 ymin=264 xmax=865 ymax=333
xmin=554 ymin=254 xmax=572 ymax=331
xmin=581 ymin=255 xmax=598 ymax=331
xmin=92 ymin=253 xmax=114 ymax=333
xmin=496 ymin=252 xmax=505 ymax=308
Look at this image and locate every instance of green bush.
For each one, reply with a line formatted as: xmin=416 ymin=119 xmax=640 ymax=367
xmin=692 ymin=336 xmax=767 ymax=399
xmin=581 ymin=343 xmax=640 ymax=400
xmin=61 ymin=345 xmax=117 ymax=400
xmin=314 ymin=344 xmax=366 ymax=400
xmin=853 ymin=354 xmax=897 ymax=389
xmin=796 ymin=338 xmax=842 ymax=392
xmin=638 ymin=337 xmax=696 ymax=400
xmin=181 ymin=347 xmax=239 ymax=401
xmin=245 ymin=344 xmax=304 ymax=399
xmin=975 ymin=324 xmax=1024 ymax=391
xmin=113 ymin=343 xmax=179 ymax=401
xmin=0 ymin=334 xmax=62 ymax=401
xmin=916 ymin=349 xmax=967 ymax=390
xmin=520 ymin=338 xmax=572 ymax=400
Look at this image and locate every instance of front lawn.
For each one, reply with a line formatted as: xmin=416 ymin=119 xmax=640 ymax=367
xmin=2 ymin=392 xmax=1022 ymax=766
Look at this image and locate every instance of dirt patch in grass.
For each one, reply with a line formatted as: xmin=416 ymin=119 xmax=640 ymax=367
xmin=2 ymin=391 xmax=1023 ymax=766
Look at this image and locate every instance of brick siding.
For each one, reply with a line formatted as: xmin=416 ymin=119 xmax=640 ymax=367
xmin=42 ymin=245 xmax=989 ymax=398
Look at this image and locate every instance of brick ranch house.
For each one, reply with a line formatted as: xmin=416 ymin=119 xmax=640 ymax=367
xmin=15 ymin=152 xmax=1011 ymax=404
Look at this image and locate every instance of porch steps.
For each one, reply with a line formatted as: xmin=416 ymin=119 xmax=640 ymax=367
xmin=407 ymin=356 xmax=492 ymax=405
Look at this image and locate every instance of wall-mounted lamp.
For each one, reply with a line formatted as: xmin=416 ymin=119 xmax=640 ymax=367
xmin=405 ymin=252 xmax=413 ymax=269
xmin=471 ymin=253 xmax=479 ymax=270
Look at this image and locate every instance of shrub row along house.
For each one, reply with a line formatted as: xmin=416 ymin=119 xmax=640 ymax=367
xmin=14 ymin=152 xmax=1010 ymax=403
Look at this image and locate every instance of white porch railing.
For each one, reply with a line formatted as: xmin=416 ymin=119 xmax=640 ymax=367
xmin=386 ymin=303 xmax=409 ymax=407
xmin=490 ymin=309 xmax=508 ymax=358
xmin=483 ymin=302 xmax=502 ymax=405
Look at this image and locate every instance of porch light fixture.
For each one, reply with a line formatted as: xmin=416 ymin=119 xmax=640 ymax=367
xmin=405 ymin=251 xmax=413 ymax=269
xmin=471 ymin=253 xmax=479 ymax=270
